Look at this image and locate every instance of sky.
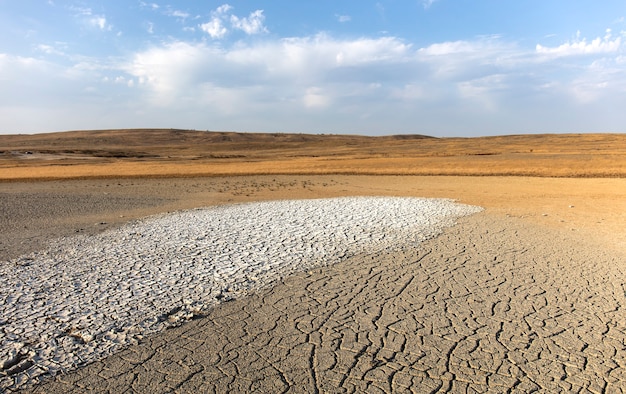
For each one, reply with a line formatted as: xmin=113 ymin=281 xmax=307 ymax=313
xmin=1 ymin=1 xmax=625 ymax=136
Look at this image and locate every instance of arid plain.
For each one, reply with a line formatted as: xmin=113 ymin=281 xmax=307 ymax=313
xmin=1 ymin=130 xmax=626 ymax=392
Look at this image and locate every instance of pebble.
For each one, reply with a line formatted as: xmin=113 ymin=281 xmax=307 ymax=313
xmin=0 ymin=197 xmax=481 ymax=391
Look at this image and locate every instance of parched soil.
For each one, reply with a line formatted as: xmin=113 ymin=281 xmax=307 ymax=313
xmin=2 ymin=129 xmax=626 ymax=392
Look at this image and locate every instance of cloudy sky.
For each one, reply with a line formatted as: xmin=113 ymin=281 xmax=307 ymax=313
xmin=1 ymin=1 xmax=625 ymax=136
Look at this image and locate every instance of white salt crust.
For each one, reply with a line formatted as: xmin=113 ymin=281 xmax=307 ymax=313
xmin=0 ymin=197 xmax=481 ymax=390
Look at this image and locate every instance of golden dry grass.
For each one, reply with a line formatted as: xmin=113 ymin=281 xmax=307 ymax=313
xmin=1 ymin=129 xmax=625 ymax=180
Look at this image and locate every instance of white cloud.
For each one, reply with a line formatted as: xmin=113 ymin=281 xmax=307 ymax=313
xmin=336 ymin=15 xmax=351 ymax=23
xmin=0 ymin=54 xmax=76 ymax=107
xmin=0 ymin=54 xmax=49 ymax=74
xmin=215 ymin=4 xmax=233 ymax=15
xmin=37 ymin=44 xmax=56 ymax=54
xmin=230 ymin=10 xmax=267 ymax=35
xmin=70 ymin=6 xmax=92 ymax=16
xmin=416 ymin=36 xmax=516 ymax=81
xmin=303 ymin=87 xmax=330 ymax=108
xmin=146 ymin=22 xmax=154 ymax=34
xmin=199 ymin=4 xmax=232 ymax=39
xmin=569 ymin=79 xmax=607 ymax=103
xmin=419 ymin=40 xmax=476 ymax=56
xmin=457 ymin=74 xmax=507 ymax=110
xmin=565 ymin=56 xmax=626 ymax=103
xmin=166 ymin=9 xmax=190 ymax=20
xmin=123 ymin=35 xmax=413 ymax=107
xmin=36 ymin=44 xmax=66 ymax=56
xmin=199 ymin=4 xmax=267 ymax=39
xmin=139 ymin=2 xmax=159 ymax=10
xmin=391 ymin=84 xmax=425 ymax=100
xmin=200 ymin=18 xmax=228 ymax=39
xmin=124 ymin=42 xmax=219 ymax=104
xmin=422 ymin=0 xmax=439 ymax=9
xmin=89 ymin=16 xmax=109 ymax=31
xmin=4 ymin=21 xmax=626 ymax=135
xmin=69 ymin=6 xmax=111 ymax=31
xmin=319 ymin=34 xmax=411 ymax=65
xmin=536 ymin=29 xmax=621 ymax=57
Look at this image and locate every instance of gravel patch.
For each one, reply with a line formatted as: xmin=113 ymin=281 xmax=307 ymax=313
xmin=0 ymin=197 xmax=481 ymax=391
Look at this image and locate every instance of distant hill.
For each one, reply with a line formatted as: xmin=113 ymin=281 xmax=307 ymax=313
xmin=1 ymin=129 xmax=625 ymax=179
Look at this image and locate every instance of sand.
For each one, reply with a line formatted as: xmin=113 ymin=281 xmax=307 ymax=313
xmin=2 ymin=175 xmax=625 ymax=392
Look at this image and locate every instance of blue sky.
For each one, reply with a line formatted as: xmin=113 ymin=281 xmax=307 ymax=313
xmin=1 ymin=1 xmax=625 ymax=136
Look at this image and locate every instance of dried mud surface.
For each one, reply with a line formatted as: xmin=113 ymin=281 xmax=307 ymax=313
xmin=29 ymin=212 xmax=626 ymax=393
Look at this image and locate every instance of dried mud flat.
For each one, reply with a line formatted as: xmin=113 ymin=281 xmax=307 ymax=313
xmin=0 ymin=175 xmax=622 ymax=393
xmin=28 ymin=212 xmax=626 ymax=393
xmin=1 ymin=129 xmax=626 ymax=393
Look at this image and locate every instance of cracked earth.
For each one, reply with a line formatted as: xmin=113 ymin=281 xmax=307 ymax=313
xmin=29 ymin=212 xmax=626 ymax=393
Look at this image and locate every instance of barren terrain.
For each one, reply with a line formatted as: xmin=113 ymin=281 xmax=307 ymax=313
xmin=1 ymin=129 xmax=626 ymax=392
xmin=2 ymin=129 xmax=626 ymax=179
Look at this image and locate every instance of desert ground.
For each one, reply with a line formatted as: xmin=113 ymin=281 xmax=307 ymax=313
xmin=1 ymin=130 xmax=626 ymax=392
xmin=2 ymin=129 xmax=626 ymax=179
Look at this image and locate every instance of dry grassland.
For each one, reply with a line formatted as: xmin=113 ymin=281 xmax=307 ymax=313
xmin=1 ymin=129 xmax=625 ymax=180
xmin=3 ymin=130 xmax=626 ymax=392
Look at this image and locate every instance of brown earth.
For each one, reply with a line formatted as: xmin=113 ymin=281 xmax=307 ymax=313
xmin=2 ymin=175 xmax=626 ymax=263
xmin=4 ymin=129 xmax=624 ymax=258
xmin=1 ymin=129 xmax=626 ymax=392
xmin=1 ymin=129 xmax=626 ymax=179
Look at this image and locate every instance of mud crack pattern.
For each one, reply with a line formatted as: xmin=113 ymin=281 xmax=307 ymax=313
xmin=31 ymin=213 xmax=626 ymax=393
xmin=1 ymin=197 xmax=480 ymax=391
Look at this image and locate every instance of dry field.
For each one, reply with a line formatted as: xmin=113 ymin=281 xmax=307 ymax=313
xmin=1 ymin=129 xmax=626 ymax=179
xmin=2 ymin=129 xmax=625 ymax=266
xmin=3 ymin=129 xmax=626 ymax=392
xmin=2 ymin=129 xmax=625 ymax=253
